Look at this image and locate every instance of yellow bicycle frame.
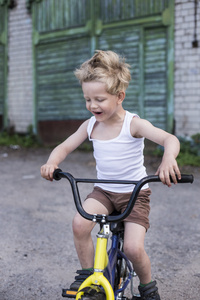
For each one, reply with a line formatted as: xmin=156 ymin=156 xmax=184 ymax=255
xmin=76 ymin=224 xmax=114 ymax=300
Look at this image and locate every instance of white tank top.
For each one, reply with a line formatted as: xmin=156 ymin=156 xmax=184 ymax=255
xmin=87 ymin=111 xmax=148 ymax=193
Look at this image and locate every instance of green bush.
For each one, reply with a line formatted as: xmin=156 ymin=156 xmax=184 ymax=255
xmin=177 ymin=134 xmax=200 ymax=166
xmin=177 ymin=152 xmax=200 ymax=166
xmin=151 ymin=134 xmax=200 ymax=167
xmin=0 ymin=126 xmax=40 ymax=148
xmin=1 ymin=128 xmax=200 ymax=167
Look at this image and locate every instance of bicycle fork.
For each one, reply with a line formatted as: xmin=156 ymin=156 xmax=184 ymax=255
xmin=76 ymin=224 xmax=114 ymax=300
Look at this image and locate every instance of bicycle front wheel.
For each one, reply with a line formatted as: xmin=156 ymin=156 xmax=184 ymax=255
xmin=80 ymin=294 xmax=106 ymax=300
xmin=79 ymin=285 xmax=106 ymax=300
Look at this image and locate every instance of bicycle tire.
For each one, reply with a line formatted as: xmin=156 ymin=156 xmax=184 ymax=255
xmin=79 ymin=285 xmax=106 ymax=300
xmin=80 ymin=294 xmax=106 ymax=300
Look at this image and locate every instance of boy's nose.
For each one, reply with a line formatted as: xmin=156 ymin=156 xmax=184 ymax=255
xmin=90 ymin=100 xmax=98 ymax=109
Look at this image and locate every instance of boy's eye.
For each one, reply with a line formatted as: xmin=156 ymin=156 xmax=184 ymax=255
xmin=97 ymin=98 xmax=105 ymax=102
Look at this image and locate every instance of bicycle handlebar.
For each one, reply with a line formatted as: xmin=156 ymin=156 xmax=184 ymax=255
xmin=53 ymin=169 xmax=194 ymax=223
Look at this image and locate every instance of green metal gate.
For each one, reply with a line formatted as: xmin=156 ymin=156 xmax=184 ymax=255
xmin=28 ymin=0 xmax=174 ymax=141
xmin=0 ymin=1 xmax=8 ymax=130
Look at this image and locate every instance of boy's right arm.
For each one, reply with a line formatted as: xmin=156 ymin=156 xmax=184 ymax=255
xmin=40 ymin=120 xmax=89 ymax=181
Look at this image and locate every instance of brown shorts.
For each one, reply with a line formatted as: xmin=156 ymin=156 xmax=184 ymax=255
xmin=86 ymin=186 xmax=151 ymax=231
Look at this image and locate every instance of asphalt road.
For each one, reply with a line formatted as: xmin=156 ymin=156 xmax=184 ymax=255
xmin=0 ymin=147 xmax=199 ymax=300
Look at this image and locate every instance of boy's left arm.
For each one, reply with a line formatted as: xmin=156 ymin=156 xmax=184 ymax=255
xmin=131 ymin=118 xmax=181 ymax=187
xmin=154 ymin=134 xmax=181 ymax=187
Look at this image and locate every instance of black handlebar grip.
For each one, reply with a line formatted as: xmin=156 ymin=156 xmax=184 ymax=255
xmin=53 ymin=168 xmax=63 ymax=181
xmin=178 ymin=174 xmax=194 ymax=183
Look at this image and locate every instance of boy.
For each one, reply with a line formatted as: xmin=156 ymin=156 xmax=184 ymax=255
xmin=41 ymin=50 xmax=181 ymax=300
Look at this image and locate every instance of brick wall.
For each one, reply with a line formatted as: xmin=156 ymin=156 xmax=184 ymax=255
xmin=7 ymin=0 xmax=33 ymax=133
xmin=174 ymin=0 xmax=200 ymax=136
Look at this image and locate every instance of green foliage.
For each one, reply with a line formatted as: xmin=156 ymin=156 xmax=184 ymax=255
xmin=177 ymin=134 xmax=200 ymax=166
xmin=177 ymin=152 xmax=200 ymax=166
xmin=1 ymin=127 xmax=200 ymax=167
xmin=0 ymin=126 xmax=40 ymax=148
xmin=152 ymin=134 xmax=200 ymax=167
xmin=179 ymin=134 xmax=200 ymax=155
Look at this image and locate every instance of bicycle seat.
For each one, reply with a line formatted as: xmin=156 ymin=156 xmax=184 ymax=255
xmin=109 ymin=210 xmax=124 ymax=234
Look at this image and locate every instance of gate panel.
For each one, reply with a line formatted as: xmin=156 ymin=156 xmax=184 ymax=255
xmin=33 ymin=0 xmax=90 ymax=32
xmin=36 ymin=36 xmax=91 ymax=121
xmin=144 ymin=26 xmax=167 ymax=129
xmin=29 ymin=0 xmax=174 ymax=141
xmin=31 ymin=0 xmax=92 ymax=140
xmin=98 ymin=26 xmax=140 ymax=114
xmin=98 ymin=0 xmax=170 ymax=23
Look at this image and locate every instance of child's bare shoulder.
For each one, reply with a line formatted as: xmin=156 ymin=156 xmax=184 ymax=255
xmin=130 ymin=117 xmax=151 ymax=138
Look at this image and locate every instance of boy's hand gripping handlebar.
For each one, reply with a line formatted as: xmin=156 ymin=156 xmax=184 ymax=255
xmin=53 ymin=169 xmax=194 ymax=224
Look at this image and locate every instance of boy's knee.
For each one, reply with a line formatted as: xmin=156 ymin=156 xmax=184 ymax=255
xmin=72 ymin=213 xmax=92 ymax=238
xmin=124 ymin=242 xmax=144 ymax=262
xmin=72 ymin=214 xmax=84 ymax=236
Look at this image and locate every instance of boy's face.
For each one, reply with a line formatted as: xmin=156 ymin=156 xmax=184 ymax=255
xmin=82 ymin=81 xmax=124 ymax=122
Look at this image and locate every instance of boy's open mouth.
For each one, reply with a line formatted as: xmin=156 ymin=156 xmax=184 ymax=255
xmin=93 ymin=111 xmax=102 ymax=115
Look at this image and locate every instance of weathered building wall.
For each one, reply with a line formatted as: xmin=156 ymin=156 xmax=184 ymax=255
xmin=174 ymin=0 xmax=200 ymax=136
xmin=6 ymin=0 xmax=200 ymax=138
xmin=7 ymin=0 xmax=33 ymax=133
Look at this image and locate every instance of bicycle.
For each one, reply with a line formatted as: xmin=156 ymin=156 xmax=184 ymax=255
xmin=53 ymin=169 xmax=193 ymax=300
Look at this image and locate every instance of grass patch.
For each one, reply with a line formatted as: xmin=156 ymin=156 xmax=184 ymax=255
xmin=177 ymin=152 xmax=200 ymax=167
xmin=1 ymin=129 xmax=200 ymax=167
xmin=150 ymin=133 xmax=200 ymax=167
xmin=0 ymin=127 xmax=40 ymax=148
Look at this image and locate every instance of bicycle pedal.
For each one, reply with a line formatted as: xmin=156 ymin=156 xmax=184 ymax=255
xmin=62 ymin=288 xmax=77 ymax=298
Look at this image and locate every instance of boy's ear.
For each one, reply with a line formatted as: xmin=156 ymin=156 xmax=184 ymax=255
xmin=117 ymin=91 xmax=126 ymax=104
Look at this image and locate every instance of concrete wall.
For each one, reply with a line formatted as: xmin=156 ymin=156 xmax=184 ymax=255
xmin=174 ymin=0 xmax=200 ymax=137
xmin=7 ymin=0 xmax=33 ymax=133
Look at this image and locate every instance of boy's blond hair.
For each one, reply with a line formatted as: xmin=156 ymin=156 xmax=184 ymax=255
xmin=74 ymin=50 xmax=131 ymax=95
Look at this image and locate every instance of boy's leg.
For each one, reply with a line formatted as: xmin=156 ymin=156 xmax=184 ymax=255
xmin=72 ymin=197 xmax=110 ymax=268
xmin=123 ymin=222 xmax=160 ymax=299
xmin=123 ymin=222 xmax=151 ymax=284
xmin=69 ymin=197 xmax=110 ymax=291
